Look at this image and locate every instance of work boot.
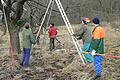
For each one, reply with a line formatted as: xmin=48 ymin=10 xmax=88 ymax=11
xmin=20 ymin=61 xmax=23 ymax=66
xmin=91 ymin=75 xmax=101 ymax=80
xmin=23 ymin=67 xmax=31 ymax=71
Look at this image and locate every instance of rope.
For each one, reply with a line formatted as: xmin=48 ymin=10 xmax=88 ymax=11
xmin=84 ymin=52 xmax=120 ymax=59
xmin=104 ymin=54 xmax=120 ymax=59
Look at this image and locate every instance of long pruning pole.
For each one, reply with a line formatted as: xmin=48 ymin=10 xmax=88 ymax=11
xmin=1 ymin=0 xmax=15 ymax=68
xmin=55 ymin=0 xmax=86 ymax=65
xmin=2 ymin=3 xmax=8 ymax=32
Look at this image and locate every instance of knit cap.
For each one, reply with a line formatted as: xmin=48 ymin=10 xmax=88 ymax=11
xmin=92 ymin=17 xmax=100 ymax=24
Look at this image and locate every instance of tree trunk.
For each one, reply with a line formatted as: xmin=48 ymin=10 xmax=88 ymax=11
xmin=13 ymin=26 xmax=21 ymax=54
xmin=9 ymin=23 xmax=21 ymax=54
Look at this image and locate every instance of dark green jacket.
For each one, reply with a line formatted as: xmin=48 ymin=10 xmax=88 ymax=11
xmin=73 ymin=24 xmax=92 ymax=43
xmin=91 ymin=39 xmax=104 ymax=54
xmin=22 ymin=29 xmax=36 ymax=48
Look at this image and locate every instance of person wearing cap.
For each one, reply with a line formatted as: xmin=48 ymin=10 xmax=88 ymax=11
xmin=91 ymin=17 xmax=105 ymax=80
xmin=21 ymin=23 xmax=36 ymax=67
xmin=48 ymin=23 xmax=58 ymax=51
xmin=73 ymin=18 xmax=93 ymax=63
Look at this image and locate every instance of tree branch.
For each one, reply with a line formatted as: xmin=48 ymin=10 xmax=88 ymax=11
xmin=11 ymin=0 xmax=17 ymax=5
xmin=0 ymin=2 xmax=3 ymax=11
xmin=28 ymin=0 xmax=59 ymax=13
xmin=15 ymin=0 xmax=28 ymax=21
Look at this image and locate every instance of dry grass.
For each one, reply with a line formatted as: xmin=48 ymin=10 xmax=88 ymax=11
xmin=0 ymin=23 xmax=119 ymax=80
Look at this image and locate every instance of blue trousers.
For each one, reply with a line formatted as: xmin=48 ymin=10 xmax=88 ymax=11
xmin=94 ymin=55 xmax=103 ymax=76
xmin=82 ymin=42 xmax=93 ymax=63
xmin=22 ymin=48 xmax=31 ymax=66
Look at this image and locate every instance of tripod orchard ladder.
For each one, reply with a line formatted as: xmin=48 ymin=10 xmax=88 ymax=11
xmin=36 ymin=0 xmax=53 ymax=38
xmin=30 ymin=0 xmax=53 ymax=54
xmin=36 ymin=0 xmax=87 ymax=65
xmin=46 ymin=0 xmax=55 ymax=28
xmin=54 ymin=0 xmax=87 ymax=65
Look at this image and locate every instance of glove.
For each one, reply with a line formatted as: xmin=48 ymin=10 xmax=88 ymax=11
xmin=77 ymin=36 xmax=82 ymax=40
xmin=91 ymin=50 xmax=96 ymax=56
xmin=36 ymin=36 xmax=40 ymax=45
xmin=73 ymin=34 xmax=78 ymax=36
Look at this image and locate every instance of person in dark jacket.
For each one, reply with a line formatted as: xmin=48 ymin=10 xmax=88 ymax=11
xmin=48 ymin=23 xmax=58 ymax=51
xmin=21 ymin=23 xmax=36 ymax=67
xmin=73 ymin=18 xmax=93 ymax=63
xmin=91 ymin=17 xmax=105 ymax=80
